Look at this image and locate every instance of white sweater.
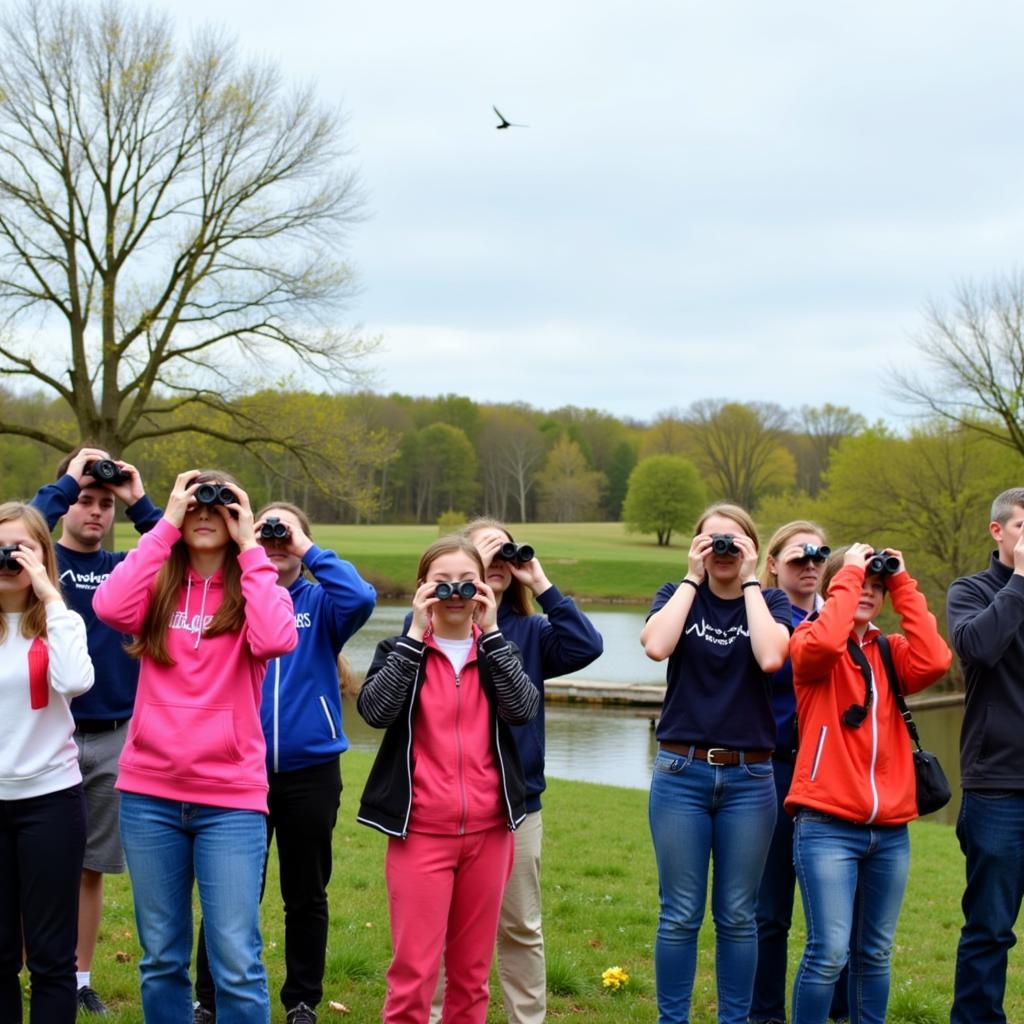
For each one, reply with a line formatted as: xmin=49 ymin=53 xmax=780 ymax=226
xmin=0 ymin=602 xmax=94 ymax=799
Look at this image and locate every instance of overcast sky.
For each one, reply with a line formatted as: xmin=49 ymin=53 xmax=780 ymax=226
xmin=158 ymin=0 xmax=1024 ymax=426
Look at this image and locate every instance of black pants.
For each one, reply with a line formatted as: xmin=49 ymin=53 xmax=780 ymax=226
xmin=0 ymin=785 xmax=86 ymax=1024
xmin=196 ymin=758 xmax=342 ymax=1012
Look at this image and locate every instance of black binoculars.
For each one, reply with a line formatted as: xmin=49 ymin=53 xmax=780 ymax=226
xmin=86 ymin=459 xmax=129 ymax=485
xmin=496 ymin=542 xmax=535 ymax=564
xmin=0 ymin=545 xmax=21 ymax=572
xmin=795 ymin=544 xmax=830 ymax=563
xmin=710 ymin=533 xmax=740 ymax=555
xmin=259 ymin=516 xmax=290 ymax=540
xmin=867 ymin=551 xmax=900 ymax=576
xmin=434 ymin=581 xmax=478 ymax=600
xmin=194 ymin=483 xmax=238 ymax=507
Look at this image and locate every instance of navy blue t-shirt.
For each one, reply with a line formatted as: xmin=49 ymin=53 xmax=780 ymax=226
xmin=649 ymin=581 xmax=791 ymax=750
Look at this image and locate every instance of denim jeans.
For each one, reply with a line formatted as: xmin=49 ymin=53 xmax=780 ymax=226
xmin=751 ymin=761 xmax=849 ymax=1023
xmin=791 ymin=811 xmax=909 ymax=1024
xmin=120 ymin=793 xmax=270 ymax=1024
xmin=647 ymin=748 xmax=776 ymax=1024
xmin=950 ymin=790 xmax=1024 ymax=1024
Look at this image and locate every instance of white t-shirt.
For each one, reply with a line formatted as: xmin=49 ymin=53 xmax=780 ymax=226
xmin=433 ymin=635 xmax=474 ymax=676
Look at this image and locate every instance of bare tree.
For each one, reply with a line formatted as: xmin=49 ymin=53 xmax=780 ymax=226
xmin=895 ymin=273 xmax=1024 ymax=456
xmin=0 ymin=0 xmax=373 ymax=459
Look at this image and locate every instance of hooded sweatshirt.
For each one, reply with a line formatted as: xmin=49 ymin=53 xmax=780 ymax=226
xmin=785 ymin=565 xmax=951 ymax=825
xmin=93 ymin=518 xmax=297 ymax=812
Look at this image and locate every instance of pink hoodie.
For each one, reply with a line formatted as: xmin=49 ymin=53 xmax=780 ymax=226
xmin=93 ymin=518 xmax=297 ymax=812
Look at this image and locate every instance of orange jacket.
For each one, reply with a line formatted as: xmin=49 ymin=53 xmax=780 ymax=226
xmin=784 ymin=565 xmax=951 ymax=825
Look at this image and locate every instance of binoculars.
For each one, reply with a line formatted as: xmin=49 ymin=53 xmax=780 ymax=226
xmin=496 ymin=542 xmax=535 ymax=564
xmin=710 ymin=533 xmax=740 ymax=555
xmin=194 ymin=483 xmax=238 ymax=507
xmin=259 ymin=516 xmax=290 ymax=541
xmin=86 ymin=459 xmax=129 ymax=485
xmin=867 ymin=551 xmax=901 ymax=576
xmin=434 ymin=581 xmax=478 ymax=600
xmin=795 ymin=544 xmax=830 ymax=563
xmin=0 ymin=545 xmax=21 ymax=572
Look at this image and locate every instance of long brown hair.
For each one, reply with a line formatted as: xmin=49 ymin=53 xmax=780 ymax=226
xmin=461 ymin=517 xmax=533 ymax=616
xmin=0 ymin=502 xmax=58 ymax=644
xmin=760 ymin=519 xmax=827 ymax=588
xmin=126 ymin=470 xmax=246 ymax=666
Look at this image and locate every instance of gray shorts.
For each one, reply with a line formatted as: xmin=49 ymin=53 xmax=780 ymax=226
xmin=74 ymin=724 xmax=129 ymax=874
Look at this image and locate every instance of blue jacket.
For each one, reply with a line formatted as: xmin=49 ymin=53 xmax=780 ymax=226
xmin=32 ymin=475 xmax=162 ymax=722
xmin=405 ymin=585 xmax=603 ymax=811
xmin=263 ymin=545 xmax=376 ymax=773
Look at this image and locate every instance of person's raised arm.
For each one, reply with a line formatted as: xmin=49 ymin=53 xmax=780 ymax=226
xmin=641 ymin=534 xmax=709 ymax=661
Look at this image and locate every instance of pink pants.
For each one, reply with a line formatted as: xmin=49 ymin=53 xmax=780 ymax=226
xmin=383 ymin=825 xmax=515 ymax=1024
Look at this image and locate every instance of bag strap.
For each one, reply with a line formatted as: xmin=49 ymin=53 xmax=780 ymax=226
xmin=875 ymin=633 xmax=924 ymax=752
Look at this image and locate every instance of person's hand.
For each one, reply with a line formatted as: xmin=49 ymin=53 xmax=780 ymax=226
xmin=254 ymin=509 xmax=313 ymax=558
xmin=733 ymin=534 xmax=759 ymax=582
xmin=881 ymin=547 xmax=906 ymax=575
xmin=844 ymin=543 xmax=874 ymax=570
xmin=471 ymin=528 xmax=507 ymax=570
xmin=12 ymin=544 xmax=61 ymax=605
xmin=215 ymin=485 xmax=257 ymax=551
xmin=104 ymin=460 xmax=145 ymax=506
xmin=686 ymin=533 xmax=712 ymax=584
xmin=64 ymin=447 xmax=110 ymax=488
xmin=407 ymin=581 xmax=441 ymax=641
xmin=471 ymin=580 xmax=499 ymax=633
xmin=163 ymin=471 xmax=202 ymax=529
xmin=1014 ymin=531 xmax=1024 ymax=576
xmin=509 ymin=553 xmax=551 ymax=596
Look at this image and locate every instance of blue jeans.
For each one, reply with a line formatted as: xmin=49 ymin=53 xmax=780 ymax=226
xmin=120 ymin=793 xmax=270 ymax=1024
xmin=752 ymin=761 xmax=849 ymax=1023
xmin=791 ymin=811 xmax=909 ymax=1024
xmin=648 ymin=749 xmax=777 ymax=1024
xmin=950 ymin=790 xmax=1024 ymax=1024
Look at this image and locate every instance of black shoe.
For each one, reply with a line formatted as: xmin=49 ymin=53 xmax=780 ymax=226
xmin=286 ymin=1003 xmax=317 ymax=1024
xmin=192 ymin=1003 xmax=215 ymax=1024
xmin=77 ymin=986 xmax=108 ymax=1015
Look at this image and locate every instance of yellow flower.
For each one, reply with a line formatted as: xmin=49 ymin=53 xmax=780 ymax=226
xmin=601 ymin=965 xmax=629 ymax=990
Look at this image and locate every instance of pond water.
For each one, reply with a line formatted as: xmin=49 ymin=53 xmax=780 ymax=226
xmin=342 ymin=603 xmax=965 ymax=825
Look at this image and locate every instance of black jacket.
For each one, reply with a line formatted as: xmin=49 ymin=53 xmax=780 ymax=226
xmin=356 ymin=630 xmax=539 ymax=837
xmin=947 ymin=553 xmax=1024 ymax=790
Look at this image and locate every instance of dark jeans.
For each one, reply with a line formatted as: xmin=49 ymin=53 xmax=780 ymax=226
xmin=751 ymin=759 xmax=849 ymax=1023
xmin=0 ymin=785 xmax=86 ymax=1024
xmin=196 ymin=758 xmax=342 ymax=1012
xmin=950 ymin=790 xmax=1024 ymax=1024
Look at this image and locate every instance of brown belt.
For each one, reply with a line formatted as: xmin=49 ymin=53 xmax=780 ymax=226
xmin=659 ymin=742 xmax=773 ymax=766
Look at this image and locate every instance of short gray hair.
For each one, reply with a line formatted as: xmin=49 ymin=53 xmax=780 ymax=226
xmin=991 ymin=488 xmax=1024 ymax=525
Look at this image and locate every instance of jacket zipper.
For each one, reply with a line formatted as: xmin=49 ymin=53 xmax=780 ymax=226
xmin=272 ymin=658 xmax=281 ymax=774
xmin=319 ymin=696 xmax=337 ymax=739
xmin=867 ymin=660 xmax=880 ymax=824
xmin=455 ymin=669 xmax=468 ymax=835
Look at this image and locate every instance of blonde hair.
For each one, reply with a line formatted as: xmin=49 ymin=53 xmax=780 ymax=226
xmin=417 ymin=535 xmax=485 ymax=583
xmin=0 ymin=503 xmax=59 ymax=644
xmin=760 ymin=520 xmax=827 ymax=588
xmin=695 ymin=503 xmax=760 ymax=550
xmin=461 ymin=517 xmax=533 ymax=616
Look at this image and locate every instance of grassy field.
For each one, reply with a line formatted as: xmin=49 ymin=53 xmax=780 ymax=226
xmin=113 ymin=521 xmax=688 ymax=603
xmin=53 ymin=751 xmax=1018 ymax=1024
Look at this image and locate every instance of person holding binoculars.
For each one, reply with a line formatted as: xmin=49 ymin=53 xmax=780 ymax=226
xmin=751 ymin=521 xmax=851 ymax=1024
xmin=92 ymin=471 xmax=298 ymax=1024
xmin=784 ymin=544 xmax=950 ymax=1024
xmin=0 ymin=502 xmax=94 ymax=1024
xmin=357 ymin=535 xmax=540 ymax=1024
xmin=640 ymin=503 xmax=791 ymax=1024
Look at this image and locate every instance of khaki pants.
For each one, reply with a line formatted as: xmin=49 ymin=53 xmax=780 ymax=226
xmin=430 ymin=811 xmax=545 ymax=1024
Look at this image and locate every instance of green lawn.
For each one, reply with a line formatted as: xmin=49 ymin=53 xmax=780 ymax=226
xmin=64 ymin=751 xmax=1011 ymax=1024
xmin=112 ymin=521 xmax=688 ymax=602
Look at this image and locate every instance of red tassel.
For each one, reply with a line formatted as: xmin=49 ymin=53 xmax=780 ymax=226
xmin=28 ymin=636 xmax=49 ymax=710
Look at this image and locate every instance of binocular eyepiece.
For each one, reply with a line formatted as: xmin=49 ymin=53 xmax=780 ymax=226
xmin=496 ymin=542 xmax=535 ymax=564
xmin=867 ymin=551 xmax=900 ymax=576
xmin=86 ymin=459 xmax=129 ymax=485
xmin=194 ymin=483 xmax=238 ymax=508
xmin=796 ymin=543 xmax=830 ymax=563
xmin=710 ymin=533 xmax=740 ymax=556
xmin=259 ymin=516 xmax=290 ymax=541
xmin=434 ymin=581 xmax=478 ymax=601
xmin=0 ymin=545 xmax=21 ymax=572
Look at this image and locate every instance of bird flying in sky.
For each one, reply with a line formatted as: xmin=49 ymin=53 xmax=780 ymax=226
xmin=493 ymin=105 xmax=528 ymax=129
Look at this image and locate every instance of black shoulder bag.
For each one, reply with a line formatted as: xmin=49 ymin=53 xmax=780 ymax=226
xmin=875 ymin=634 xmax=952 ymax=816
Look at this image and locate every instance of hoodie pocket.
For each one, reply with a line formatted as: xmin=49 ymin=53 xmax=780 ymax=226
xmin=126 ymin=702 xmax=243 ymax=776
xmin=810 ymin=726 xmax=828 ymax=782
xmin=318 ymin=696 xmax=338 ymax=740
